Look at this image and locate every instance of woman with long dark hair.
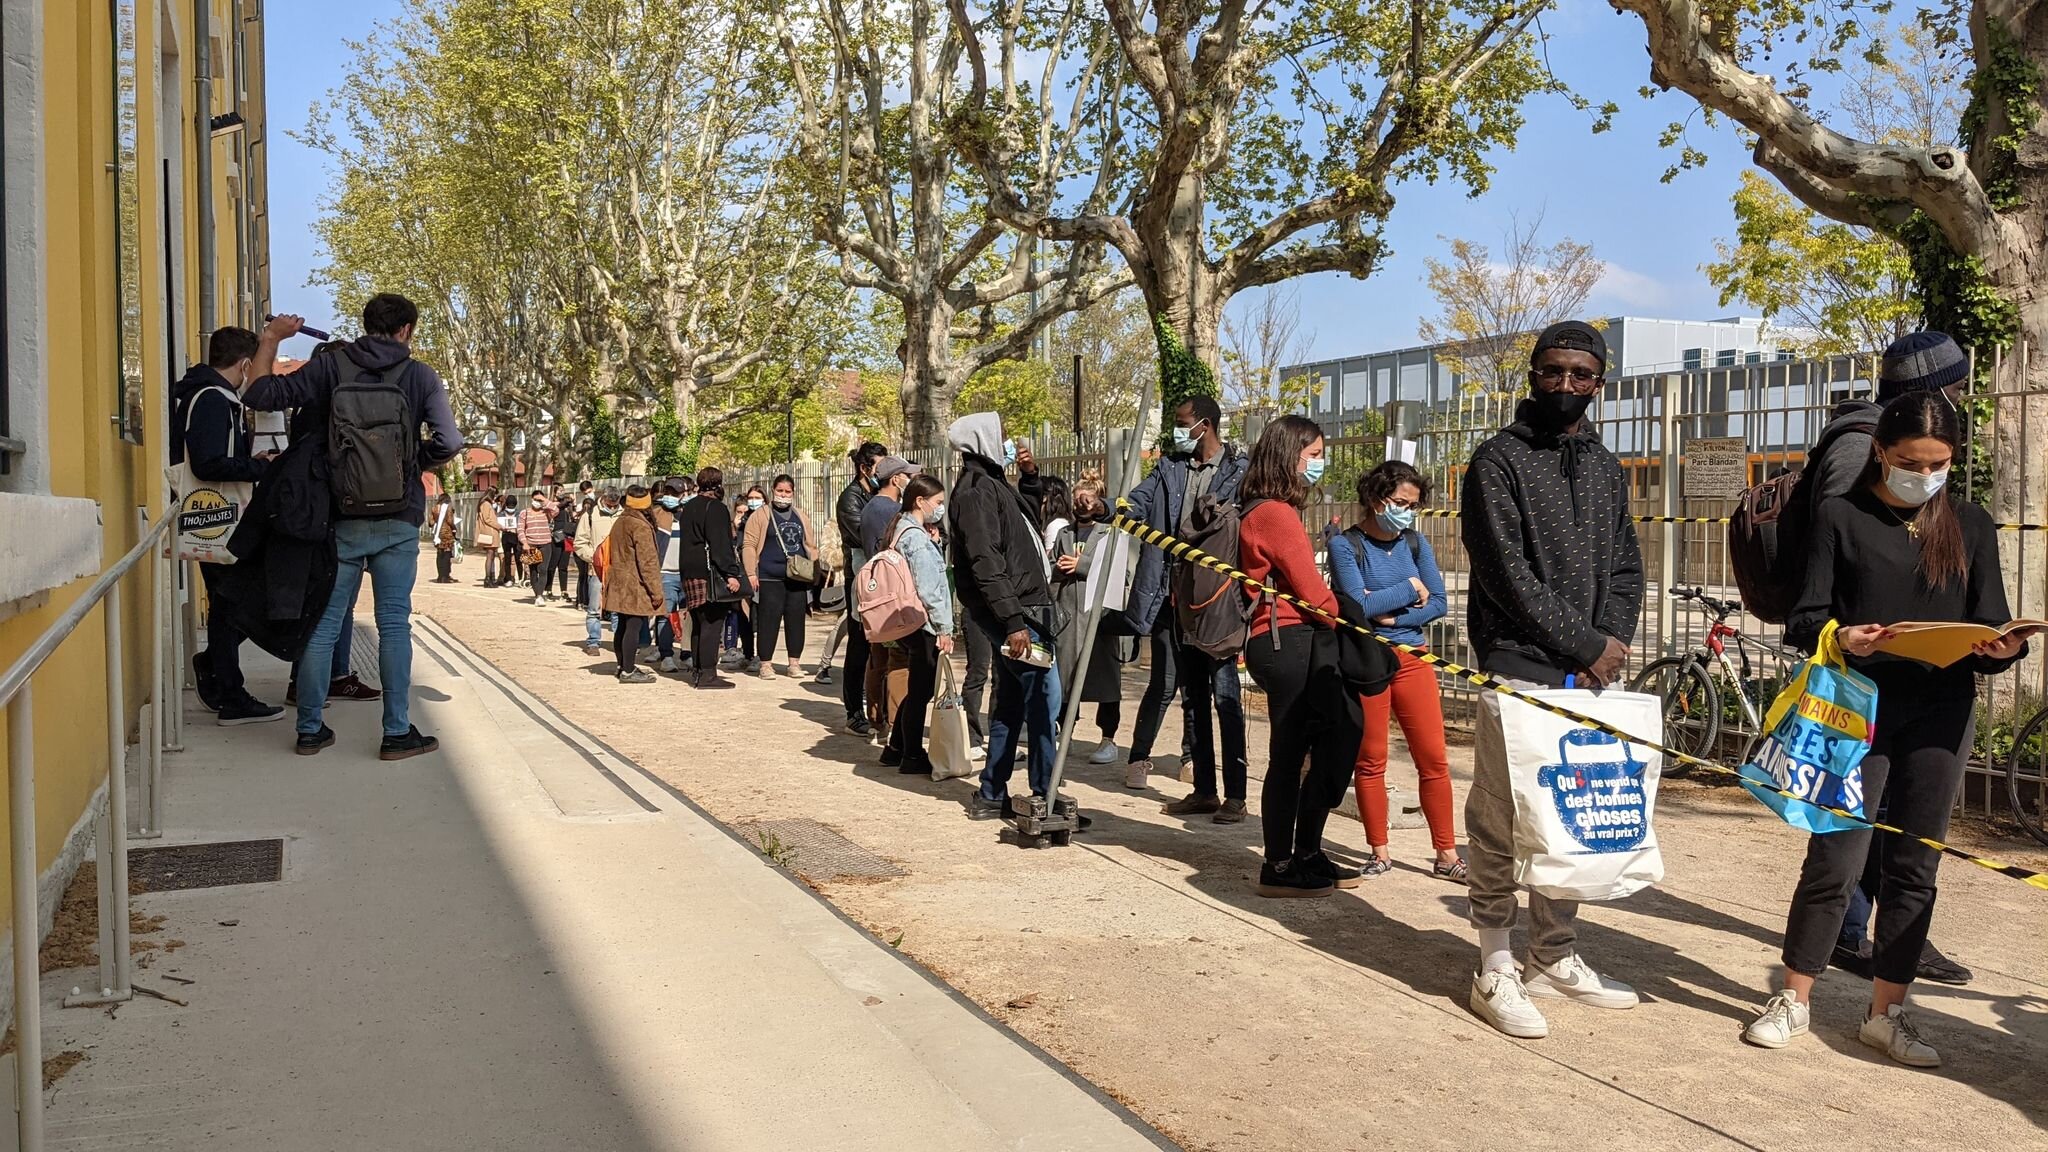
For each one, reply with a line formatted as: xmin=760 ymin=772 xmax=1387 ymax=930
xmin=1745 ymin=390 xmax=2028 ymax=1065
xmin=1237 ymin=415 xmax=1363 ymax=898
xmin=883 ymin=474 xmax=956 ymax=773
xmin=680 ymin=466 xmax=745 ymax=689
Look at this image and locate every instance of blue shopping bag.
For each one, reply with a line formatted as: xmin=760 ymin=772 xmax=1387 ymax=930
xmin=1739 ymin=621 xmax=1874 ymax=834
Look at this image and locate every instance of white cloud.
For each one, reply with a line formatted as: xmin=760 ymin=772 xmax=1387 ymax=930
xmin=1591 ymin=263 xmax=1673 ymax=310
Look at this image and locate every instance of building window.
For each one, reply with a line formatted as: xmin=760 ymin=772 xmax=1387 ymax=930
xmin=1681 ymin=348 xmax=1703 ymax=371
xmin=113 ymin=0 xmax=144 ymax=443
xmin=1715 ymin=348 xmax=1738 ymax=367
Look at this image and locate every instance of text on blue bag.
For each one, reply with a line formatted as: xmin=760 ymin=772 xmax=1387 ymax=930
xmin=1536 ymin=729 xmax=1652 ymax=853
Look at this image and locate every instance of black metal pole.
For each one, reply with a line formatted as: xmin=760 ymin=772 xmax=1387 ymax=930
xmin=1071 ymin=354 xmax=1083 ymax=437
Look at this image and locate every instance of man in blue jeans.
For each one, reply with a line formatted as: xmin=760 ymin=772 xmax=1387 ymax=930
xmin=246 ymin=294 xmax=464 ymax=760
xmin=945 ymin=412 xmax=1075 ymax=821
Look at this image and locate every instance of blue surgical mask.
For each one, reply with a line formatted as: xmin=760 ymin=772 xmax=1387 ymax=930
xmin=1378 ymin=505 xmax=1417 ymax=533
xmin=926 ymin=502 xmax=946 ymax=525
xmin=1301 ymin=457 xmax=1326 ymax=485
xmin=658 ymin=495 xmax=680 ymax=510
xmin=1002 ymin=440 xmax=1018 ymax=467
xmin=747 ymin=497 xmax=764 ymax=512
xmin=1882 ymin=462 xmax=1949 ymax=507
xmin=1170 ymin=423 xmax=1204 ymax=455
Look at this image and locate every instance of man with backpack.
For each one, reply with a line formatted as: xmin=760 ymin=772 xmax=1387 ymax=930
xmin=1459 ymin=321 xmax=1644 ymax=1039
xmin=947 ymin=412 xmax=1066 ymax=821
xmin=246 ymin=295 xmax=463 ymax=761
xmin=1120 ymin=395 xmax=1251 ymax=814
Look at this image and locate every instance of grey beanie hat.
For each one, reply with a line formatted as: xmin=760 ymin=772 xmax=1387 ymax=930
xmin=1878 ymin=331 xmax=1969 ymax=401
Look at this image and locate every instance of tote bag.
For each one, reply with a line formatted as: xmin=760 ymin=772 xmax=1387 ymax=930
xmin=928 ymin=660 xmax=977 ymax=782
xmin=1738 ymin=620 xmax=1874 ymax=834
xmin=166 ymin=385 xmax=252 ymax=565
xmin=1501 ymin=688 xmax=1665 ymax=902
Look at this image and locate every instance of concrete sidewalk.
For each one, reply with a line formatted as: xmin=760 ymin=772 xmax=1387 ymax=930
xmin=37 ymin=619 xmax=1170 ymax=1151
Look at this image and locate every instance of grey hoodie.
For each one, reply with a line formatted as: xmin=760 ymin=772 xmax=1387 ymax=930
xmin=948 ymin=412 xmax=1006 ymax=461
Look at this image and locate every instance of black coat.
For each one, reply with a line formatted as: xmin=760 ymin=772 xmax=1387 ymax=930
xmin=679 ymin=494 xmax=743 ymax=600
xmin=216 ymin=432 xmax=338 ymax=662
xmin=171 ymin=365 xmax=270 ymax=484
xmin=836 ymin=478 xmax=871 ymax=570
xmin=948 ymin=454 xmax=1051 ymax=638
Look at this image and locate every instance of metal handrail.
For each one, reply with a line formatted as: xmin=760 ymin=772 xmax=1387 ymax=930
xmin=1 ymin=510 xmax=170 ymax=1152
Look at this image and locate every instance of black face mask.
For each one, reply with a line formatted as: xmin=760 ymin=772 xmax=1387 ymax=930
xmin=1528 ymin=388 xmax=1595 ymax=435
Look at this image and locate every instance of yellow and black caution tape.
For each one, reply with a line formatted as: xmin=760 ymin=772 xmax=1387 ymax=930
xmin=1110 ymin=509 xmax=2048 ymax=893
xmin=1407 ymin=507 xmax=2048 ymax=530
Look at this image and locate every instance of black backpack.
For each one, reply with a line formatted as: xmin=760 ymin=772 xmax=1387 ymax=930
xmin=327 ymin=352 xmax=417 ymax=518
xmin=1174 ymin=495 xmax=1269 ymax=660
xmin=1727 ymin=407 xmax=1876 ymax=623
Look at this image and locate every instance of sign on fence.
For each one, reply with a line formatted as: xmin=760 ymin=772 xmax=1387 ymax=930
xmin=1683 ymin=436 xmax=1748 ymax=500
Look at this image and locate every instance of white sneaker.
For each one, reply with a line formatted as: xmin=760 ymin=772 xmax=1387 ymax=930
xmin=1859 ymin=1004 xmax=1941 ymax=1068
xmin=1470 ymin=969 xmax=1549 ymax=1039
xmin=1124 ymin=758 xmax=1151 ymax=789
xmin=1742 ymin=991 xmax=1811 ymax=1049
xmin=758 ymin=662 xmax=776 ymax=680
xmin=1089 ymin=740 xmax=1120 ymax=765
xmin=657 ymin=656 xmax=680 ymax=674
xmin=533 ymin=594 xmax=546 ymax=606
xmin=1523 ymin=954 xmax=1639 ymax=1009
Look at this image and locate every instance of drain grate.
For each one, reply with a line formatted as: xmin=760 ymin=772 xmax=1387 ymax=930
xmin=129 ymin=839 xmax=285 ymax=892
xmin=349 ymin=623 xmax=381 ymax=687
xmin=736 ymin=819 xmax=905 ymax=882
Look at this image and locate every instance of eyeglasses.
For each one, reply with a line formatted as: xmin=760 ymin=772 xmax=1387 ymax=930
xmin=1533 ymin=365 xmax=1603 ymax=392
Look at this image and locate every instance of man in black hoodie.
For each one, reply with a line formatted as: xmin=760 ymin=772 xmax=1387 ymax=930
xmin=947 ymin=412 xmax=1063 ymax=820
xmin=171 ymin=326 xmax=284 ymax=725
xmin=1459 ymin=320 xmax=1643 ymax=1039
xmin=246 ymin=294 xmax=463 ymax=761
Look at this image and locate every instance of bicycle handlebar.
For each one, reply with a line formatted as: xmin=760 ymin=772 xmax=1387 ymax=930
xmin=1666 ymin=585 xmax=1744 ymax=618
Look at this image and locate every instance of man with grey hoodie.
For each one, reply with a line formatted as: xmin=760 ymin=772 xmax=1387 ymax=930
xmin=945 ymin=412 xmax=1065 ymax=820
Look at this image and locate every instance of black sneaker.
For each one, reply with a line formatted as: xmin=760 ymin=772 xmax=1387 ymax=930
xmin=193 ymin=654 xmax=223 ymax=713
xmin=379 ymin=726 xmax=440 ymax=762
xmin=1916 ymin=943 xmax=1973 ymax=985
xmin=217 ymin=696 xmax=284 ymax=726
xmin=1255 ymin=859 xmax=1335 ymax=899
xmin=968 ymin=794 xmax=1007 ymax=820
xmin=1301 ymin=851 xmax=1364 ymax=890
xmin=879 ymin=746 xmax=905 ymax=767
xmin=295 ymin=726 xmax=336 ymax=756
xmin=897 ymin=756 xmax=931 ymax=776
xmin=844 ymin=716 xmax=873 ymax=737
xmin=1829 ymin=941 xmax=1875 ymax=980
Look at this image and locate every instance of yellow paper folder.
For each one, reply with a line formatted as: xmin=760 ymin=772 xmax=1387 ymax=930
xmin=1870 ymin=620 xmax=2048 ymax=668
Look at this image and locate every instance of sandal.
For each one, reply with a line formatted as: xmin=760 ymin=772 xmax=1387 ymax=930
xmin=1360 ymin=856 xmax=1394 ymax=877
xmin=1432 ymin=857 xmax=1469 ymax=884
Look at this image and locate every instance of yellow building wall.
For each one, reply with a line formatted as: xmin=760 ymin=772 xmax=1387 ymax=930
xmin=0 ymin=0 xmax=262 ymax=932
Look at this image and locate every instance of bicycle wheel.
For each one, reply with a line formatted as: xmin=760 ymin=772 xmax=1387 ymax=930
xmin=2005 ymin=706 xmax=2048 ymax=847
xmin=1629 ymin=657 xmax=1719 ymax=777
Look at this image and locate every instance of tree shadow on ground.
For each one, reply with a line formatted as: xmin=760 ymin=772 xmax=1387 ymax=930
xmin=1802 ymin=980 xmax=2048 ymax=1133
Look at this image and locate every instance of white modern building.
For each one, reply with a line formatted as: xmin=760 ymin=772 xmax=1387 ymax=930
xmin=1278 ymin=316 xmax=1793 ymax=425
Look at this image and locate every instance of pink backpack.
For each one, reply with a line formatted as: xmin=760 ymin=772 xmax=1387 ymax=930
xmin=855 ymin=526 xmax=929 ymax=642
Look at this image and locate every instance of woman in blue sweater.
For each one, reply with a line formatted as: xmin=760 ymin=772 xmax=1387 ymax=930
xmin=1328 ymin=461 xmax=1463 ymax=880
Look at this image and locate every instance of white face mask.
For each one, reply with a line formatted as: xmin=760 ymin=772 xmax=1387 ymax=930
xmin=1883 ymin=462 xmax=1949 ymax=507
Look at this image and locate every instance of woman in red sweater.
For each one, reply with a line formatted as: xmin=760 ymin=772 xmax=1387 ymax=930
xmin=1238 ymin=416 xmax=1364 ymax=898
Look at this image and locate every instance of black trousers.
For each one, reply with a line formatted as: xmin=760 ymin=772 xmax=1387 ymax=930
xmin=500 ymin=532 xmax=522 ymax=580
xmin=692 ymin=604 xmax=728 ymax=678
xmin=843 ymin=617 xmax=872 ymax=722
xmin=198 ymin=563 xmax=245 ymax=698
xmin=1178 ymin=638 xmax=1250 ymax=801
xmin=435 ymin=548 xmax=453 ymax=581
xmin=962 ymin=616 xmax=993 ymax=742
xmin=546 ymin=543 xmax=571 ymax=593
xmin=530 ymin=548 xmax=552 ymax=598
xmin=574 ymin=558 xmax=592 ymax=607
xmin=1782 ymin=682 xmax=1972 ymax=985
xmin=886 ymin=630 xmax=941 ymax=767
xmin=1246 ymin=624 xmax=1362 ymax=864
xmin=756 ymin=578 xmax=809 ymax=664
xmin=614 ymin=615 xmax=648 ymax=674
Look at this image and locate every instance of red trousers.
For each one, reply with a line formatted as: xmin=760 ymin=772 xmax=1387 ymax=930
xmin=1354 ymin=648 xmax=1456 ymax=851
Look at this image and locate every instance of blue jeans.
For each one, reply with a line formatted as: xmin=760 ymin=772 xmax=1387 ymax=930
xmin=297 ymin=519 xmax=419 ymax=738
xmin=585 ymin=569 xmax=608 ymax=646
xmin=976 ymin=624 xmax=1063 ymax=805
xmin=654 ymin=573 xmax=683 ymax=658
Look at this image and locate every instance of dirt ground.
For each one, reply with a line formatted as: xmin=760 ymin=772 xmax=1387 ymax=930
xmin=418 ymin=568 xmax=2048 ymax=1152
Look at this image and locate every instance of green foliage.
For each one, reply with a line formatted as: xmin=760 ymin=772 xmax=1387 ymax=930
xmin=438 ymin=462 xmax=472 ymax=495
xmin=648 ymin=396 xmax=688 ymax=477
xmin=1705 ymin=172 xmax=1919 ymax=355
xmin=1960 ymin=19 xmax=2041 ymax=213
xmin=583 ymin=391 xmax=625 ymax=479
xmin=1317 ymin=411 xmax=1387 ymax=508
xmin=1153 ymin=316 xmax=1218 ymax=430
xmin=708 ymin=394 xmax=834 ymax=466
xmin=957 ymin=358 xmax=1062 ymax=437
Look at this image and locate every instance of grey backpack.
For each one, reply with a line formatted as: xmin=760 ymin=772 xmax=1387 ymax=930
xmin=327 ymin=353 xmax=416 ymax=518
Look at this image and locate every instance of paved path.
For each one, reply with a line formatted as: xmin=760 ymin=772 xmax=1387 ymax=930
xmin=37 ymin=621 xmax=1169 ymax=1151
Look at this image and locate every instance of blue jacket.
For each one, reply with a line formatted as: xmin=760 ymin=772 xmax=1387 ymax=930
xmin=1119 ymin=444 xmax=1248 ymax=634
xmin=895 ymin=515 xmax=955 ymax=635
xmin=1328 ymin=527 xmax=1447 ymax=646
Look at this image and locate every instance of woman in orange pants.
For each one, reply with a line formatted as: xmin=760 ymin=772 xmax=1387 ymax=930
xmin=1327 ymin=461 xmax=1465 ymax=881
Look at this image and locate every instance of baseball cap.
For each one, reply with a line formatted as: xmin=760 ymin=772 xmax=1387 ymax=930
xmin=874 ymin=456 xmax=921 ymax=483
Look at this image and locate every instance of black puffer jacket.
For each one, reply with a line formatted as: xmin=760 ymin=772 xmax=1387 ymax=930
xmin=946 ymin=413 xmax=1050 ymax=638
xmin=836 ymin=478 xmax=871 ymax=571
xmin=1459 ymin=399 xmax=1643 ymax=686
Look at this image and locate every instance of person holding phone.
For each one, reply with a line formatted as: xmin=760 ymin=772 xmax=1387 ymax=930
xmin=1744 ymin=390 xmax=2027 ymax=1066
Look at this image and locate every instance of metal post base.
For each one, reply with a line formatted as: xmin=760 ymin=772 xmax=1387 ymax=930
xmin=1004 ymin=792 xmax=1080 ymax=847
xmin=60 ymin=988 xmax=133 ymax=1009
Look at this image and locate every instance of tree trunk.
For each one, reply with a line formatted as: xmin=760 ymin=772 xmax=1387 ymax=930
xmin=1985 ymin=256 xmax=2048 ymax=710
xmin=901 ymin=299 xmax=962 ymax=453
xmin=495 ymin=420 xmax=516 ymax=492
xmin=1134 ymin=181 xmax=1227 ymax=429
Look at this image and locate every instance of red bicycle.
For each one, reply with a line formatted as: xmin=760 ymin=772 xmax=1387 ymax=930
xmin=1628 ymin=585 xmax=1797 ymax=777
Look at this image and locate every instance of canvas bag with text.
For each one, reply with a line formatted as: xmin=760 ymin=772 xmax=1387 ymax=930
xmin=166 ymin=385 xmax=252 ymax=565
xmin=1502 ymin=688 xmax=1666 ymax=902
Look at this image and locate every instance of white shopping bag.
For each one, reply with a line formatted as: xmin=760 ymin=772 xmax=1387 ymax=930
xmin=166 ymin=385 xmax=252 ymax=565
xmin=929 ymin=660 xmax=977 ymax=782
xmin=1501 ymin=689 xmax=1665 ymax=902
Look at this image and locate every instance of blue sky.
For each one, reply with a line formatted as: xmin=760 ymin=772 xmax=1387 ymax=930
xmin=263 ymin=0 xmax=1753 ymax=364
